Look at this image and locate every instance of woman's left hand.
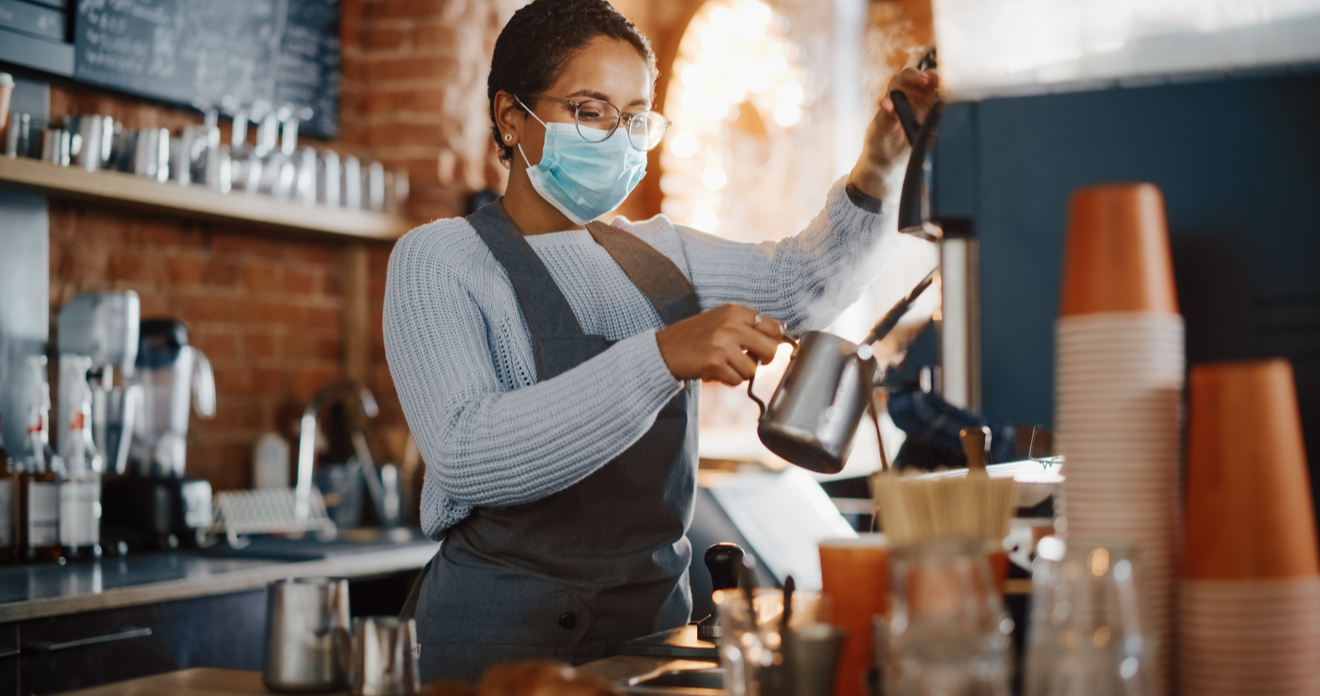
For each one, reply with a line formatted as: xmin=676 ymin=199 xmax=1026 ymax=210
xmin=847 ymin=66 xmax=941 ymax=200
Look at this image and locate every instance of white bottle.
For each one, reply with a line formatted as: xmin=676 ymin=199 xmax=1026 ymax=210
xmin=57 ymin=355 xmax=102 ymax=559
xmin=21 ymin=356 xmax=61 ymax=563
xmin=253 ymin=432 xmax=291 ymax=489
xmin=0 ymin=372 xmax=15 ymax=563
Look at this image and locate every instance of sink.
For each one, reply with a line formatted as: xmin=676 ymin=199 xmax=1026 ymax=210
xmin=628 ymin=668 xmax=725 ymax=694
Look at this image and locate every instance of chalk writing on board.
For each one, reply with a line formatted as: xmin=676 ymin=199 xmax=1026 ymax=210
xmin=73 ymin=0 xmax=339 ymax=138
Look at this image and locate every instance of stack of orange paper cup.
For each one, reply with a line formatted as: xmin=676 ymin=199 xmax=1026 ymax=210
xmin=1054 ymin=183 xmax=1184 ymax=692
xmin=1179 ymin=359 xmax=1320 ymax=695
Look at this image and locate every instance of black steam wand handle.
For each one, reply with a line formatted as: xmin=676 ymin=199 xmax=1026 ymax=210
xmin=891 ymin=90 xmax=921 ymax=147
xmin=891 ymin=49 xmax=938 ymax=148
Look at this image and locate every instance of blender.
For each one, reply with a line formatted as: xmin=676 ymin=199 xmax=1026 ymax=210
xmin=56 ymin=290 xmax=142 ymax=558
xmin=56 ymin=290 xmax=141 ymax=477
xmin=103 ymin=319 xmax=216 ymax=550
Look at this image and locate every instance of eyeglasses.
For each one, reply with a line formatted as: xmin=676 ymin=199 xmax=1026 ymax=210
xmin=521 ymin=93 xmax=671 ymax=151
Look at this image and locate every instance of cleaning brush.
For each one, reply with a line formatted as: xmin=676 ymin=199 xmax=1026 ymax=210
xmin=872 ymin=426 xmax=1018 ymax=546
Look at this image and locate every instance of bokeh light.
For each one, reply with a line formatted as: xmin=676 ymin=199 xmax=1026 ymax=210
xmin=660 ymin=0 xmax=810 ymax=234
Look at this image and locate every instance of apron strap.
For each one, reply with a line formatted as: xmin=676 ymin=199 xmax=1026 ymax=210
xmin=585 ymin=221 xmax=701 ymax=325
xmin=466 ymin=201 xmax=589 ymax=380
xmin=467 ymin=200 xmax=588 ymax=339
xmin=466 ymin=200 xmax=704 ymax=378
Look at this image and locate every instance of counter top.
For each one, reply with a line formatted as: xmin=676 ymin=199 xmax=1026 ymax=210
xmin=54 ymin=659 xmax=718 ymax=696
xmin=0 ymin=533 xmax=439 ymax=623
xmin=52 ymin=625 xmax=720 ymax=695
xmin=55 ymin=669 xmax=272 ymax=696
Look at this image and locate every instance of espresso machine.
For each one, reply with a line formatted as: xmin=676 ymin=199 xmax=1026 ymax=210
xmin=102 ymin=319 xmax=216 ymax=550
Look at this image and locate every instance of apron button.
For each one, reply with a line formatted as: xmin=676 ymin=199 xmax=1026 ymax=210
xmin=559 ymin=612 xmax=577 ymax=629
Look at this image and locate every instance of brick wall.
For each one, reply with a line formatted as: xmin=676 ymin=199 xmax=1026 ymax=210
xmin=340 ymin=0 xmax=523 ymax=222
xmin=45 ymin=0 xmax=527 ymax=492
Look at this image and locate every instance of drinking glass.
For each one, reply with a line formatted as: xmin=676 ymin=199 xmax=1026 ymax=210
xmin=819 ymin=535 xmax=888 ymax=696
xmin=1023 ymin=538 xmax=1152 ymax=696
xmin=884 ymin=538 xmax=1012 ymax=696
xmin=714 ymin=587 xmax=830 ymax=696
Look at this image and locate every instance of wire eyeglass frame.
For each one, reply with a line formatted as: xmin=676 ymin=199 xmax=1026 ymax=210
xmin=519 ymin=93 xmax=670 ymax=151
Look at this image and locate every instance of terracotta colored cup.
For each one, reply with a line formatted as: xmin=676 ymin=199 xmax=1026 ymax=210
xmin=1183 ymin=359 xmax=1319 ymax=579
xmin=988 ymin=548 xmax=1009 ymax=596
xmin=1060 ymin=183 xmax=1178 ymax=317
xmin=819 ymin=535 xmax=888 ymax=696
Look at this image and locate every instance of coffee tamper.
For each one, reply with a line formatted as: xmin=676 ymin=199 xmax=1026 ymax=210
xmin=697 ymin=542 xmax=745 ymax=642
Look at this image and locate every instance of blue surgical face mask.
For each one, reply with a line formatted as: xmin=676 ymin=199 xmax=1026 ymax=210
xmin=517 ymin=106 xmax=648 ymax=225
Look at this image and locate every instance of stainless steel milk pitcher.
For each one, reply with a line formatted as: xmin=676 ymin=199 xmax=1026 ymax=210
xmin=263 ymin=577 xmax=351 ymax=693
xmin=746 ymin=270 xmax=936 ymax=474
xmin=747 ymin=331 xmax=878 ymax=474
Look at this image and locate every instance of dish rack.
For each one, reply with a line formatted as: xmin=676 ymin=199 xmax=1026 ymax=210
xmin=208 ymin=487 xmax=337 ymax=547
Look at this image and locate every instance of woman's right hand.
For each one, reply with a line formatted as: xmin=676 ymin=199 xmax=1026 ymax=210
xmin=655 ymin=304 xmax=785 ymax=386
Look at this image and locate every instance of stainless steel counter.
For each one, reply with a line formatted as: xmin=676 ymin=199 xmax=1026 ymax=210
xmin=0 ymin=534 xmax=439 ymax=623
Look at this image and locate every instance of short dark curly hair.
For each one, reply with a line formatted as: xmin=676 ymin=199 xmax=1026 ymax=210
xmin=488 ymin=0 xmax=656 ymax=164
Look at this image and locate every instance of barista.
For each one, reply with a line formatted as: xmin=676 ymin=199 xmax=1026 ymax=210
xmin=383 ymin=0 xmax=939 ymax=683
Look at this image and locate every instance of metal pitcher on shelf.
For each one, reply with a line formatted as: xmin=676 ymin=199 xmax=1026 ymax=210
xmin=747 ymin=271 xmax=936 ymax=474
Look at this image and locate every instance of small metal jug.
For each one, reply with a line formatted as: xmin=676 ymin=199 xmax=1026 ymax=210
xmin=345 ymin=617 xmax=421 ymax=696
xmin=748 ymin=331 xmax=878 ymax=474
xmin=263 ymin=577 xmax=351 ymax=693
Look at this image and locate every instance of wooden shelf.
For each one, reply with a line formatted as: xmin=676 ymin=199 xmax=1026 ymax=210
xmin=0 ymin=156 xmax=412 ymax=241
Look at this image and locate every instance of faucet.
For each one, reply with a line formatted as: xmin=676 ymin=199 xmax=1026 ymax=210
xmin=295 ymin=381 xmax=379 ymax=520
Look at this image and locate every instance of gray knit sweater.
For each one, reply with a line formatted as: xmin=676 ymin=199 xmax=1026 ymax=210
xmin=384 ymin=177 xmax=895 ymax=539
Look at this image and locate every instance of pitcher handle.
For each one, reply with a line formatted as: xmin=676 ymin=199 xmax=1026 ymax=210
xmin=747 ymin=372 xmax=767 ymax=419
xmin=745 ymin=334 xmax=796 ymax=419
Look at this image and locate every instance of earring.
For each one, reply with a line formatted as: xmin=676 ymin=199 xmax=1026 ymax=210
xmin=504 ymin=134 xmax=513 ymax=143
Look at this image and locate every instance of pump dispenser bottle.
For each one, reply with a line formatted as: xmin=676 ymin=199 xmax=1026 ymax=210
xmin=58 ymin=355 xmax=103 ymax=560
xmin=19 ymin=356 xmax=61 ymax=563
xmin=0 ymin=383 xmax=16 ymax=565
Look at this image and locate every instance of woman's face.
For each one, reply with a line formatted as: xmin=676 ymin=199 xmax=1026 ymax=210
xmin=515 ymin=36 xmax=652 ymax=168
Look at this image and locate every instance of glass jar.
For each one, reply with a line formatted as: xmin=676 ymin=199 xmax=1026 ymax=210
xmin=884 ymin=537 xmax=1013 ymax=696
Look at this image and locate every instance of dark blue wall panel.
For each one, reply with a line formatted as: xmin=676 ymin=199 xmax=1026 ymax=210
xmin=934 ymin=70 xmax=1320 ymax=473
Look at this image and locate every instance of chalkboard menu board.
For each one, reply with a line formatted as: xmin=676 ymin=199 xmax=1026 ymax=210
xmin=73 ymin=0 xmax=340 ymax=138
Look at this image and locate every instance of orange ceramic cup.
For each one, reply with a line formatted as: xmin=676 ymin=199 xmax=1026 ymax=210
xmin=1183 ymin=359 xmax=1319 ymax=579
xmin=1060 ymin=183 xmax=1178 ymax=317
xmin=819 ymin=535 xmax=888 ymax=696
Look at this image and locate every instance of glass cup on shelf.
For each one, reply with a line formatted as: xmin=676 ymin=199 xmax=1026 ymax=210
xmin=884 ymin=537 xmax=1013 ymax=696
xmin=1023 ymin=538 xmax=1153 ymax=696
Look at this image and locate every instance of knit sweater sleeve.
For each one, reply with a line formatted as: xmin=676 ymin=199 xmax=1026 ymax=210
xmin=383 ymin=226 xmax=683 ymax=533
xmin=670 ymin=176 xmax=897 ymax=334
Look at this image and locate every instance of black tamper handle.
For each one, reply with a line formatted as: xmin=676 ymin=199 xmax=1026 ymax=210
xmin=705 ymin=542 xmax=745 ymax=591
xmin=697 ymin=543 xmax=746 ymax=642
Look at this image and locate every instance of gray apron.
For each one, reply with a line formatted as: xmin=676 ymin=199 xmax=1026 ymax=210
xmin=405 ymin=200 xmax=702 ymax=683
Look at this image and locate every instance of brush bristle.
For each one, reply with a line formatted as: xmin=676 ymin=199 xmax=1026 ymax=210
xmin=872 ymin=473 xmax=1018 ymax=545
